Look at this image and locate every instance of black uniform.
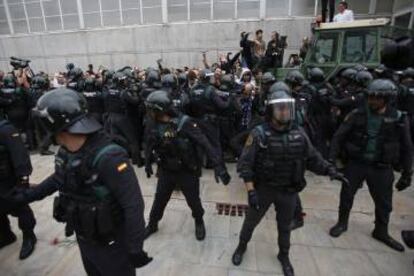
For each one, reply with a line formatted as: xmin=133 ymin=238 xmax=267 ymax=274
xmin=329 ymin=105 xmax=413 ymax=250
xmin=0 ymin=119 xmax=36 ymax=259
xmin=185 ymin=80 xmax=232 ymax=166
xmin=236 ymin=122 xmax=334 ymax=255
xmin=19 ymin=133 xmax=147 ymax=275
xmin=145 ymin=114 xmax=226 ymax=238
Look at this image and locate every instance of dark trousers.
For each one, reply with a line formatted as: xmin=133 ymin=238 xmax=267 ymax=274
xmin=0 ymin=199 xmax=36 ymax=235
xmin=149 ymin=170 xmax=204 ymax=224
xmin=77 ymin=231 xmax=135 ymax=276
xmin=338 ymin=161 xmax=394 ymax=230
xmin=239 ymin=185 xmax=297 ymax=254
xmin=322 ymin=0 xmax=335 ymax=22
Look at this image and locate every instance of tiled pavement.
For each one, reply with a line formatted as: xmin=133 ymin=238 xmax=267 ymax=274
xmin=1 ymin=152 xmax=413 ymax=276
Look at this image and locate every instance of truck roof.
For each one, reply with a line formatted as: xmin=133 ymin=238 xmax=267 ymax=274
xmin=317 ymin=18 xmax=390 ymax=30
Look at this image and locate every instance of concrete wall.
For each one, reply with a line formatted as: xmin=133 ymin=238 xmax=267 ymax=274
xmin=0 ymin=17 xmax=313 ymax=74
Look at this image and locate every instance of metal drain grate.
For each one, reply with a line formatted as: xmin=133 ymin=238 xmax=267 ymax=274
xmin=216 ymin=203 xmax=249 ymax=217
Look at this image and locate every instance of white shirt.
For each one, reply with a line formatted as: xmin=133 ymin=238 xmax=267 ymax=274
xmin=333 ymin=9 xmax=354 ymax=23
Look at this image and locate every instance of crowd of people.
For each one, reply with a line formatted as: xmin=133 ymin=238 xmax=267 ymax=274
xmin=0 ymin=1 xmax=414 ymax=276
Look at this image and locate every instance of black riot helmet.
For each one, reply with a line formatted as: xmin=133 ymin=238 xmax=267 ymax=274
xmin=285 ymin=70 xmax=305 ymax=87
xmin=262 ymin=72 xmax=276 ymax=85
xmin=265 ymin=90 xmax=296 ymax=127
xmin=199 ymin=69 xmax=214 ymax=83
xmin=31 ymin=75 xmax=48 ymax=90
xmin=402 ymin=67 xmax=414 ymax=80
xmin=354 ymin=70 xmax=373 ymax=88
xmin=366 ymin=79 xmax=397 ymax=98
xmin=177 ymin=73 xmax=187 ymax=86
xmin=146 ymin=70 xmax=162 ymax=88
xmin=161 ymin=74 xmax=179 ymax=91
xmin=340 ymin=68 xmax=357 ymax=81
xmin=219 ymin=74 xmax=235 ymax=91
xmin=308 ymin=67 xmax=325 ymax=83
xmin=269 ymin=81 xmax=291 ymax=94
xmin=145 ymin=90 xmax=174 ymax=119
xmin=113 ymin=71 xmax=128 ymax=89
xmin=2 ymin=74 xmax=16 ymax=88
xmin=32 ymin=87 xmax=101 ymax=135
xmin=66 ymin=63 xmax=75 ymax=71
xmin=84 ymin=77 xmax=96 ymax=92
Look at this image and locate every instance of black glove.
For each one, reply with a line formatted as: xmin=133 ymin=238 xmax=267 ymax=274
xmin=214 ymin=166 xmax=231 ymax=185
xmin=129 ymin=251 xmax=153 ymax=268
xmin=396 ymin=174 xmax=412 ymax=191
xmin=248 ymin=190 xmax=260 ymax=211
xmin=328 ymin=167 xmax=349 ymax=187
xmin=145 ymin=165 xmax=153 ymax=178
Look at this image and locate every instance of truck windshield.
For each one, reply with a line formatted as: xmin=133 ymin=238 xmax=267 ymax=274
xmin=309 ymin=32 xmax=339 ymax=64
xmin=342 ymin=29 xmax=378 ymax=63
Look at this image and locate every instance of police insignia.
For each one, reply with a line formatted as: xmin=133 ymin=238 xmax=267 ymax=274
xmin=117 ymin=163 xmax=128 ymax=172
xmin=245 ymin=134 xmax=254 ymax=146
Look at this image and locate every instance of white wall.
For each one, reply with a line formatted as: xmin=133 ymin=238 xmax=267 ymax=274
xmin=0 ymin=17 xmax=313 ymax=74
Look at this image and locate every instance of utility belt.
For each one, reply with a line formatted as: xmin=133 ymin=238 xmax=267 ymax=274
xmin=53 ymin=191 xmax=122 ymax=245
xmin=157 ymin=156 xmax=198 ymax=172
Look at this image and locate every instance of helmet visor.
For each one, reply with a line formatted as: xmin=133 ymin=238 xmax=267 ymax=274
xmin=268 ymin=98 xmax=296 ymax=124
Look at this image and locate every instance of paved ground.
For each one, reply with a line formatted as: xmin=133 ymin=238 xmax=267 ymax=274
xmin=1 ymin=152 xmax=414 ymax=276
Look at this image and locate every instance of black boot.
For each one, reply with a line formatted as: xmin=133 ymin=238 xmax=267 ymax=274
xmin=0 ymin=230 xmax=17 ymax=249
xmin=372 ymin=226 xmax=404 ymax=252
xmin=195 ymin=218 xmax=206 ymax=241
xmin=232 ymin=241 xmax=247 ymax=266
xmin=329 ymin=211 xmax=349 ymax=238
xmin=401 ymin=230 xmax=414 ymax=249
xmin=277 ymin=252 xmax=295 ymax=276
xmin=290 ymin=216 xmax=304 ymax=231
xmin=144 ymin=222 xmax=158 ymax=240
xmin=19 ymin=230 xmax=37 ymax=260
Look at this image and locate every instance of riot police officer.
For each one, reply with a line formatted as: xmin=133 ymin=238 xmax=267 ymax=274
xmin=144 ymin=90 xmax=231 ymax=241
xmin=185 ymin=68 xmax=233 ymax=168
xmin=232 ymin=89 xmax=347 ymax=276
xmin=66 ymin=67 xmax=84 ymax=92
xmin=329 ymin=79 xmax=413 ymax=252
xmin=306 ymin=67 xmax=335 ymax=158
xmin=397 ymin=67 xmax=414 ymax=144
xmin=103 ymin=71 xmax=143 ymax=166
xmin=82 ymin=77 xmax=104 ymax=123
xmin=0 ymin=117 xmax=36 ymax=260
xmin=0 ymin=74 xmax=30 ymax=136
xmin=10 ymin=88 xmax=152 ymax=275
xmin=27 ymin=75 xmax=53 ymax=155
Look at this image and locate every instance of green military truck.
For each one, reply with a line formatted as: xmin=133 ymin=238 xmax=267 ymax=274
xmin=276 ymin=18 xmax=414 ymax=81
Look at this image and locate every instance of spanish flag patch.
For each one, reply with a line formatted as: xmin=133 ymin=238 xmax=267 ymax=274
xmin=117 ymin=162 xmax=128 ymax=172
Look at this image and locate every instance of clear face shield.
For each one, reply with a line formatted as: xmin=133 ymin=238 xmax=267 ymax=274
xmin=268 ymin=98 xmax=296 ymax=125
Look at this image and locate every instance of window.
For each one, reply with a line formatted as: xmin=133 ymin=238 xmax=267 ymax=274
xmin=376 ymin=0 xmax=394 ymax=14
xmin=142 ymin=0 xmax=162 ymax=24
xmin=190 ymin=0 xmax=210 ymax=21
xmin=394 ymin=12 xmax=412 ymax=29
xmin=214 ymin=0 xmax=234 ymax=20
xmin=101 ymin=0 xmax=121 ymax=26
xmin=8 ymin=0 xmax=28 ymax=33
xmin=291 ymin=0 xmax=315 ymax=16
xmin=237 ymin=0 xmax=259 ymax=19
xmin=266 ymin=0 xmax=289 ymax=17
xmin=342 ymin=29 xmax=378 ymax=63
xmin=168 ymin=0 xmax=188 ymax=22
xmin=82 ymin=0 xmax=101 ymax=28
xmin=394 ymin=0 xmax=414 ymax=11
xmin=43 ymin=0 xmax=62 ymax=31
xmin=0 ymin=5 xmax=10 ymax=34
xmin=61 ymin=0 xmax=79 ymax=30
xmin=121 ymin=0 xmax=141 ymax=25
xmin=345 ymin=0 xmax=370 ymax=14
xmin=309 ymin=32 xmax=339 ymax=64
